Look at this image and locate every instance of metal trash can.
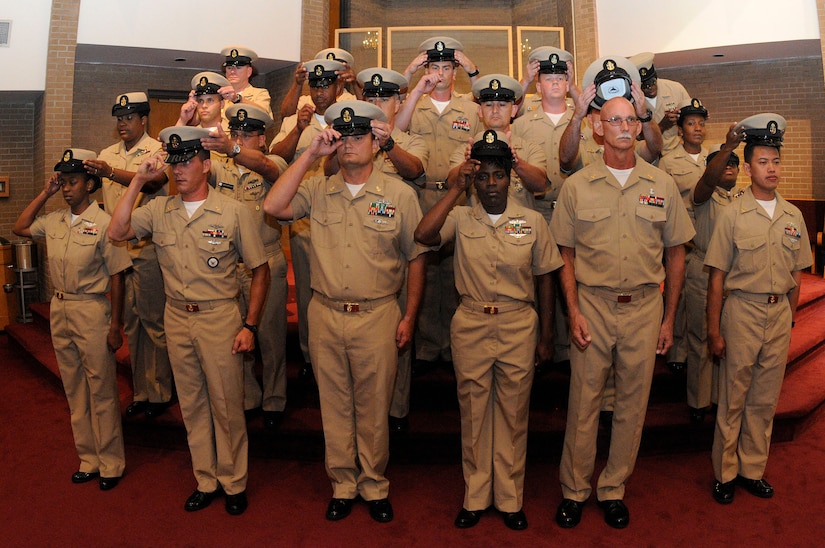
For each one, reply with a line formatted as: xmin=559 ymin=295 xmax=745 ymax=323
xmin=10 ymin=239 xmax=38 ymax=323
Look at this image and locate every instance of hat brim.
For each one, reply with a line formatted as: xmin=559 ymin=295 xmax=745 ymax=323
xmin=166 ymin=150 xmax=199 ymax=164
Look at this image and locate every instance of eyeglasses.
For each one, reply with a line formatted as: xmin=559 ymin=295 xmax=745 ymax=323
xmin=600 ymin=116 xmax=640 ymax=127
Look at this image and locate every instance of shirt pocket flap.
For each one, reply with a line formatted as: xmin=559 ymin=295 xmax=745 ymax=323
xmin=153 ymin=232 xmax=176 ymax=247
xmin=311 ymin=210 xmax=343 ymax=227
xmin=735 ymin=235 xmax=766 ymax=252
xmin=579 ymin=207 xmax=612 ymax=223
xmin=635 ymin=206 xmax=667 ymax=223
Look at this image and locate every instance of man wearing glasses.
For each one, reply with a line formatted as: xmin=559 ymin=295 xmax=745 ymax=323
xmin=550 ymin=85 xmax=694 ymax=529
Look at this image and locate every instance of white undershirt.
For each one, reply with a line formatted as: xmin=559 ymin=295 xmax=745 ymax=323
xmin=431 ymin=98 xmax=450 ymax=114
xmin=487 ymin=213 xmax=503 ymax=224
xmin=70 ymin=213 xmax=79 ymax=225
xmin=345 ymin=183 xmax=365 ymax=197
xmin=648 ymin=96 xmax=658 ymax=109
xmin=545 ymin=111 xmax=564 ymax=125
xmin=314 ymin=113 xmax=327 ymax=128
xmin=756 ymin=197 xmax=777 ymax=218
xmin=183 ymin=199 xmax=206 ymax=218
xmin=688 ymin=152 xmax=701 ymax=163
xmin=607 ymin=166 xmax=634 ymax=187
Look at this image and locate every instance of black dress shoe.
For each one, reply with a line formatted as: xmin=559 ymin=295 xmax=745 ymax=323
xmin=668 ymin=361 xmax=686 ymax=373
xmin=368 ymin=498 xmax=394 ymax=523
xmin=145 ymin=401 xmax=171 ymax=418
xmin=736 ymin=475 xmax=774 ymax=498
xmin=125 ymin=400 xmax=148 ymax=416
xmin=225 ymin=491 xmax=248 ymax=515
xmin=454 ymin=508 xmax=483 ymax=528
xmin=599 ymin=410 xmax=614 ymax=430
xmin=597 ymin=499 xmax=629 ymax=529
xmin=713 ymin=480 xmax=735 ymax=504
xmin=325 ymin=498 xmax=355 ymax=521
xmin=388 ymin=415 xmax=409 ymax=434
xmin=689 ymin=407 xmax=706 ymax=424
xmin=299 ymin=363 xmax=314 ymax=382
xmin=263 ymin=411 xmax=284 ymax=430
xmin=71 ymin=471 xmax=99 ymax=484
xmin=99 ymin=476 xmax=120 ymax=490
xmin=556 ymin=498 xmax=584 ymax=528
xmin=185 ymin=488 xmax=221 ymax=512
xmin=502 ymin=509 xmax=528 ymax=530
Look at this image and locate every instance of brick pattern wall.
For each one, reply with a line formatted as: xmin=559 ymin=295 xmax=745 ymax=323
xmin=660 ymin=57 xmax=825 ymax=200
xmin=302 ymin=0 xmax=331 ymax=59
xmin=572 ymin=0 xmax=597 ymax=85
xmin=0 ymin=104 xmax=36 ymax=240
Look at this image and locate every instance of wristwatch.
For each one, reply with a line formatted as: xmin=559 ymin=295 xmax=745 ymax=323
xmin=467 ymin=67 xmax=480 ymax=78
xmin=228 ymin=143 xmax=241 ymax=158
xmin=638 ymin=109 xmax=653 ymax=123
xmin=379 ymin=137 xmax=395 ymax=153
xmin=243 ymin=322 xmax=258 ymax=334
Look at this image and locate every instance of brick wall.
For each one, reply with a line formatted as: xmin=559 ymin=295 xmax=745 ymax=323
xmin=660 ymin=57 xmax=825 ymax=200
xmin=0 ymin=103 xmax=36 ymax=240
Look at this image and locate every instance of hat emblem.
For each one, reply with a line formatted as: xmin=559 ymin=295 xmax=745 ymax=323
xmin=170 ymin=135 xmax=181 ymax=150
xmin=640 ymin=68 xmax=648 ymax=77
xmin=768 ymin=121 xmax=777 ymax=135
xmin=326 ymin=52 xmax=336 ymax=60
xmin=314 ymin=65 xmax=324 ymax=76
xmin=342 ymin=108 xmax=353 ymax=123
xmin=490 ymin=79 xmax=500 ymax=90
xmin=692 ymin=98 xmax=701 ymax=108
xmin=199 ymin=76 xmax=208 ymax=87
xmin=550 ymin=53 xmax=559 ymax=64
xmin=63 ymin=150 xmax=72 ymax=162
xmin=238 ymin=110 xmax=247 ymax=121
xmin=605 ymin=59 xmax=616 ymax=71
xmin=484 ymin=130 xmax=496 ymax=144
xmin=372 ymin=74 xmax=382 ymax=86
xmin=231 ymin=49 xmax=239 ymax=59
xmin=436 ymin=41 xmax=445 ymax=52
xmin=119 ymin=95 xmax=128 ymax=107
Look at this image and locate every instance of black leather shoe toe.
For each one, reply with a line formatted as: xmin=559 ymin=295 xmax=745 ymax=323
xmin=556 ymin=498 xmax=584 ymax=528
xmin=185 ymin=488 xmax=220 ymax=512
xmin=689 ymin=407 xmax=706 ymax=424
xmin=263 ymin=411 xmax=284 ymax=430
xmin=325 ymin=498 xmax=355 ymax=521
xmin=225 ymin=491 xmax=248 ymax=515
xmin=598 ymin=499 xmax=629 ymax=529
xmin=125 ymin=400 xmax=148 ymax=416
xmin=454 ymin=508 xmax=483 ymax=528
xmin=368 ymin=498 xmax=394 ymax=523
xmin=99 ymin=476 xmax=120 ymax=490
xmin=736 ymin=475 xmax=774 ymax=498
xmin=71 ymin=471 xmax=99 ymax=484
xmin=388 ymin=415 xmax=409 ymax=434
xmin=713 ymin=480 xmax=735 ymax=504
xmin=502 ymin=509 xmax=528 ymax=530
xmin=299 ymin=363 xmax=314 ymax=382
xmin=145 ymin=401 xmax=171 ymax=418
xmin=668 ymin=361 xmax=686 ymax=373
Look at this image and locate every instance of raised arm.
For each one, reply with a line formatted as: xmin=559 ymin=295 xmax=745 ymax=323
xmin=109 ymin=153 xmax=167 ymax=241
xmin=13 ymin=174 xmax=62 ymax=238
xmin=694 ymin=123 xmax=743 ymax=205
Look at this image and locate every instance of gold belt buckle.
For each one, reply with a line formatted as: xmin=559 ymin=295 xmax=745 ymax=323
xmin=435 ymin=181 xmax=445 ymax=190
xmin=618 ymin=294 xmax=632 ymax=303
xmin=185 ymin=303 xmax=200 ymax=312
xmin=483 ymin=305 xmax=499 ymax=315
xmin=344 ymin=303 xmax=360 ymax=312
xmin=768 ymin=295 xmax=778 ymax=304
xmin=56 ymin=291 xmax=64 ymax=300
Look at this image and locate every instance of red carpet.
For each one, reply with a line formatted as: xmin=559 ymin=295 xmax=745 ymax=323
xmin=2 ymin=333 xmax=825 ymax=546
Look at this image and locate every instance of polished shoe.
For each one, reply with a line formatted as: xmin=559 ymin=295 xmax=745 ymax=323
xmin=145 ymin=401 xmax=171 ymax=418
xmin=411 ymin=358 xmax=438 ymax=377
xmin=668 ymin=361 xmax=686 ymax=373
xmin=125 ymin=400 xmax=148 ymax=416
xmin=225 ymin=491 xmax=248 ymax=515
xmin=502 ymin=509 xmax=528 ymax=530
xmin=388 ymin=415 xmax=409 ymax=434
xmin=325 ymin=497 xmax=355 ymax=521
xmin=99 ymin=476 xmax=120 ymax=490
xmin=713 ymin=480 xmax=735 ymax=504
xmin=555 ymin=498 xmax=584 ymax=528
xmin=598 ymin=499 xmax=629 ymax=529
xmin=368 ymin=498 xmax=394 ymax=523
xmin=71 ymin=471 xmax=99 ymax=484
xmin=299 ymin=363 xmax=314 ymax=382
xmin=736 ymin=475 xmax=774 ymax=498
xmin=263 ymin=411 xmax=284 ymax=430
xmin=454 ymin=508 xmax=483 ymax=528
xmin=689 ymin=407 xmax=706 ymax=424
xmin=185 ymin=488 xmax=221 ymax=512
xmin=599 ymin=410 xmax=614 ymax=430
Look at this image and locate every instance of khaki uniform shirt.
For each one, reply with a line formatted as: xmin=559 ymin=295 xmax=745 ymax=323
xmin=705 ymin=187 xmax=812 ymax=294
xmin=511 ymin=103 xmax=574 ymax=204
xmin=646 ymin=79 xmax=691 ymax=156
xmin=658 ymin=144 xmax=708 ymax=209
xmin=691 ymin=187 xmax=741 ymax=253
xmin=550 ymin=156 xmax=695 ymax=289
xmin=440 ymin=201 xmax=563 ymax=303
xmin=99 ymin=132 xmax=166 ymax=216
xmin=449 ymin=131 xmax=545 ymax=210
xmin=130 ymin=187 xmax=267 ymax=301
xmin=30 ymin=202 xmax=131 ymax=294
xmin=210 ymin=153 xmax=289 ymax=249
xmin=290 ymin=169 xmax=427 ymax=301
xmin=221 ymin=84 xmax=273 ymax=131
xmin=409 ymin=93 xmax=481 ymax=184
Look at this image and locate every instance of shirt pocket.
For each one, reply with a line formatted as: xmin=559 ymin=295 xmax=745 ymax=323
xmin=575 ymin=207 xmax=612 ymax=247
xmin=734 ymin=234 xmax=767 ymax=273
xmin=502 ymin=231 xmax=536 ymax=270
xmin=782 ymin=235 xmax=802 ymax=270
xmin=311 ymin=210 xmax=343 ymax=249
xmin=362 ymin=215 xmax=398 ymax=256
xmin=457 ymin=223 xmax=488 ymax=263
xmin=197 ymin=237 xmax=234 ymax=275
xmin=242 ymin=182 xmax=265 ymax=202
